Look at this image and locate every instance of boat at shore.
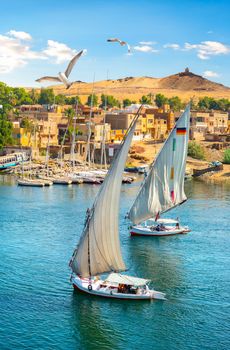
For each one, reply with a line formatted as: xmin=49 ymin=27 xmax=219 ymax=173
xmin=0 ymin=153 xmax=27 ymax=173
xmin=38 ymin=175 xmax=72 ymax=185
xmin=128 ymin=105 xmax=191 ymax=237
xmin=69 ymin=105 xmax=165 ymax=300
xmin=17 ymin=178 xmax=45 ymax=187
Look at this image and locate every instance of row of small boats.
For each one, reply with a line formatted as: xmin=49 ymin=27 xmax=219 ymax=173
xmin=17 ymin=170 xmax=136 ymax=187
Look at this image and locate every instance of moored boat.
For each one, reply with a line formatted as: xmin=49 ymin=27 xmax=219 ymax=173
xmin=17 ymin=178 xmax=45 ymax=187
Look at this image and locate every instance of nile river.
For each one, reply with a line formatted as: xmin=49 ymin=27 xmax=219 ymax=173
xmin=0 ymin=176 xmax=229 ymax=350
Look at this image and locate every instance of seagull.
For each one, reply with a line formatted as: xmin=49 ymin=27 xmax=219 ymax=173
xmin=36 ymin=50 xmax=84 ymax=89
xmin=107 ymin=38 xmax=131 ymax=53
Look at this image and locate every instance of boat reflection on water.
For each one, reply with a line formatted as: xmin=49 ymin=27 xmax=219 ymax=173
xmin=70 ymin=293 xmax=123 ymax=349
xmin=127 ymin=237 xmax=185 ymax=297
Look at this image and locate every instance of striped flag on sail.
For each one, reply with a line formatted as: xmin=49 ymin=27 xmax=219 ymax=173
xmin=176 ymin=127 xmax=186 ymax=135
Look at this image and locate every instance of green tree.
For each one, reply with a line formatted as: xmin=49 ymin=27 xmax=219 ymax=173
xmin=101 ymin=94 xmax=120 ymax=108
xmin=55 ymin=94 xmax=66 ymax=105
xmin=65 ymin=95 xmax=82 ymax=105
xmin=20 ymin=117 xmax=34 ymax=132
xmin=168 ymin=96 xmax=183 ymax=111
xmin=29 ymin=89 xmax=39 ymax=104
xmin=38 ymin=88 xmax=55 ymax=105
xmin=123 ymin=98 xmax=132 ymax=107
xmin=216 ymin=98 xmax=230 ymax=111
xmin=188 ymin=141 xmax=205 ymax=160
xmin=223 ymin=149 xmax=230 ymax=164
xmin=139 ymin=95 xmax=151 ymax=104
xmin=155 ymin=93 xmax=168 ymax=107
xmin=0 ymin=108 xmax=13 ymax=149
xmin=86 ymin=94 xmax=98 ymax=107
xmin=0 ymin=82 xmax=14 ymax=109
xmin=198 ymin=96 xmax=213 ymax=110
xmin=12 ymin=87 xmax=32 ymax=105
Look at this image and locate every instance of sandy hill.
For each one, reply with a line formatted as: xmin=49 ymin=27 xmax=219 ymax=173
xmin=40 ymin=69 xmax=230 ymax=103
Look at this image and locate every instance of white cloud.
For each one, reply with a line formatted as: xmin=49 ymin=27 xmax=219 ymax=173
xmin=0 ymin=32 xmax=45 ymax=73
xmin=184 ymin=41 xmax=230 ymax=60
xmin=139 ymin=41 xmax=156 ymax=45
xmin=133 ymin=45 xmax=158 ymax=53
xmin=7 ymin=30 xmax=32 ymax=41
xmin=164 ymin=43 xmax=180 ymax=50
xmin=43 ymin=40 xmax=79 ymax=64
xmin=203 ymin=70 xmax=220 ymax=78
xmin=0 ymin=30 xmax=85 ymax=74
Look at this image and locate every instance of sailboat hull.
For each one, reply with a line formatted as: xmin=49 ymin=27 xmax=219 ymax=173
xmin=71 ymin=276 xmax=166 ymax=300
xmin=130 ymin=225 xmax=190 ymax=236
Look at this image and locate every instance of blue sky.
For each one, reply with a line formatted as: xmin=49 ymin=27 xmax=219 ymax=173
xmin=0 ymin=0 xmax=230 ymax=87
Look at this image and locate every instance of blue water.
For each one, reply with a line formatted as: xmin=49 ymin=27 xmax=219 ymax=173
xmin=0 ymin=176 xmax=229 ymax=350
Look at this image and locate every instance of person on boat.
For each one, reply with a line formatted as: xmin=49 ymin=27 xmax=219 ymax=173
xmin=176 ymin=218 xmax=180 ymax=229
xmin=159 ymin=223 xmax=167 ymax=231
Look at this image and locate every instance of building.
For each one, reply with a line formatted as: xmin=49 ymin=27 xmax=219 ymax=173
xmin=106 ymin=105 xmax=175 ymax=142
xmin=190 ymin=110 xmax=228 ymax=140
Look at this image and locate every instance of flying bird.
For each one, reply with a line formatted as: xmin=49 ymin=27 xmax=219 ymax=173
xmin=107 ymin=38 xmax=131 ymax=53
xmin=36 ymin=50 xmax=84 ymax=89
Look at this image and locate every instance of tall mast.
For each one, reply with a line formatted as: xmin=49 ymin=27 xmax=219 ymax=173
xmin=70 ymin=95 xmax=79 ymax=170
xmin=85 ymin=74 xmax=95 ymax=169
xmin=45 ymin=124 xmax=51 ymax=176
xmin=100 ymin=71 xmax=108 ymax=169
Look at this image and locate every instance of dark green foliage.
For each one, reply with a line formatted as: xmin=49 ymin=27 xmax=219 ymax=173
xmin=38 ymin=88 xmax=55 ymax=105
xmin=168 ymin=96 xmax=183 ymax=111
xmin=155 ymin=93 xmax=168 ymax=107
xmin=223 ymin=149 xmax=230 ymax=164
xmin=198 ymin=96 xmax=230 ymax=111
xmin=188 ymin=141 xmax=205 ymax=160
xmin=0 ymin=108 xmax=13 ymax=149
xmin=139 ymin=95 xmax=151 ymax=104
xmin=123 ymin=99 xmax=132 ymax=107
xmin=12 ymin=88 xmax=32 ymax=105
xmin=101 ymin=94 xmax=120 ymax=108
xmin=65 ymin=95 xmax=82 ymax=105
xmin=86 ymin=94 xmax=98 ymax=107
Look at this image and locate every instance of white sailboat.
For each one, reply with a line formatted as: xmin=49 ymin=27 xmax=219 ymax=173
xmin=128 ymin=105 xmax=191 ymax=237
xmin=69 ymin=106 xmax=166 ymax=300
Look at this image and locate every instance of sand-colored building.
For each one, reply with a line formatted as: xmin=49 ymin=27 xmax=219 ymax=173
xmin=106 ymin=106 xmax=175 ymax=142
xmin=190 ymin=110 xmax=228 ymax=140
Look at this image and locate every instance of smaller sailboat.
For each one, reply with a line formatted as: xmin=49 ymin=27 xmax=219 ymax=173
xmin=69 ymin=106 xmax=166 ymax=300
xmin=128 ymin=105 xmax=191 ymax=237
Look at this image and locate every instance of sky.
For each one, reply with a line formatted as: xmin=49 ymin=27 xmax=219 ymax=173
xmin=0 ymin=0 xmax=230 ymax=87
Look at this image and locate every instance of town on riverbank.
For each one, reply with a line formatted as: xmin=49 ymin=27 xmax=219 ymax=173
xmin=0 ymin=70 xmax=230 ymax=184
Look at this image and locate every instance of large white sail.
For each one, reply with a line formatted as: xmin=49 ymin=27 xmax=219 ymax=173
xmin=128 ymin=105 xmax=190 ymax=225
xmin=71 ymin=107 xmax=142 ymax=278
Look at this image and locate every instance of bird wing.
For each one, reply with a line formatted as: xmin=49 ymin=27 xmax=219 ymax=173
xmin=65 ymin=50 xmax=83 ymax=78
xmin=107 ymin=38 xmax=119 ymax=43
xmin=36 ymin=76 xmax=61 ymax=83
xmin=127 ymin=43 xmax=131 ymax=53
xmin=107 ymin=38 xmax=129 ymax=49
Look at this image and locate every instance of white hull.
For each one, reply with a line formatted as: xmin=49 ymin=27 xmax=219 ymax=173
xmin=17 ymin=179 xmax=44 ymax=187
xmin=72 ymin=276 xmax=166 ymax=300
xmin=130 ymin=225 xmax=190 ymax=236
